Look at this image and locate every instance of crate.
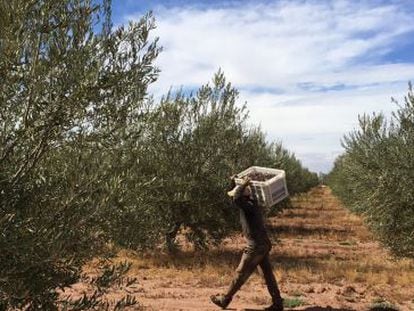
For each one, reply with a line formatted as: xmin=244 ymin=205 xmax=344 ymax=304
xmin=234 ymin=166 xmax=289 ymax=207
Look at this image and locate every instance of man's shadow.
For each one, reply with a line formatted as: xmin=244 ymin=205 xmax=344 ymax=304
xmin=242 ymin=307 xmax=356 ymax=311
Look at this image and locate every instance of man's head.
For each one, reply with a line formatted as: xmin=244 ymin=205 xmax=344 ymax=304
xmin=227 ymin=184 xmax=252 ymax=198
xmin=227 ymin=185 xmax=238 ymax=198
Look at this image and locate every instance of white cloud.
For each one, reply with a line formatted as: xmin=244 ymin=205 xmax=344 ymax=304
xmin=241 ymin=82 xmax=405 ymax=172
xmin=126 ymin=0 xmax=414 ymax=172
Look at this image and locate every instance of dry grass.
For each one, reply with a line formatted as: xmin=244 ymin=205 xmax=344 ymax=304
xmin=266 ymin=189 xmax=414 ymax=292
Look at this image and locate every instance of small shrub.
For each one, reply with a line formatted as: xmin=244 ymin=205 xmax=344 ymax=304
xmin=369 ymin=302 xmax=400 ymax=311
xmin=283 ymin=297 xmax=306 ymax=308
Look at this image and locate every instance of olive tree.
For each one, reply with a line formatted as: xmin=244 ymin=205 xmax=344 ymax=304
xmin=132 ymin=71 xmax=319 ymax=251
xmin=0 ymin=0 xmax=160 ymax=308
xmin=328 ymin=84 xmax=414 ymax=257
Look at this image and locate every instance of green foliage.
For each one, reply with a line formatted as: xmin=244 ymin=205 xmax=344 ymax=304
xmin=328 ymin=84 xmax=414 ymax=257
xmin=126 ymin=71 xmax=320 ymax=251
xmin=369 ymin=302 xmax=400 ymax=311
xmin=0 ymin=0 xmax=160 ymax=308
xmin=133 ymin=72 xmax=266 ymax=249
xmin=138 ymin=72 xmax=250 ymax=250
xmin=283 ymin=297 xmax=306 ymax=308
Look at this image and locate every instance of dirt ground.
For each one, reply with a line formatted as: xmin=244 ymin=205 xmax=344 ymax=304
xmin=63 ymin=187 xmax=414 ymax=310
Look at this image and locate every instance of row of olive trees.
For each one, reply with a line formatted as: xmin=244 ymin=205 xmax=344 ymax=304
xmin=107 ymin=70 xmax=320 ymax=252
xmin=328 ymin=84 xmax=414 ymax=258
xmin=0 ymin=0 xmax=318 ymax=309
xmin=0 ymin=0 xmax=161 ymax=309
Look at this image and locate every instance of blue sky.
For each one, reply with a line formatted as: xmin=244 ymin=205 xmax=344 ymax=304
xmin=112 ymin=0 xmax=414 ymax=173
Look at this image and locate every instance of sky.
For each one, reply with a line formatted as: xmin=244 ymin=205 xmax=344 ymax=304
xmin=112 ymin=0 xmax=414 ymax=173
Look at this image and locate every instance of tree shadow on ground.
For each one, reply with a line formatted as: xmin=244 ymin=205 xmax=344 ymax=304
xmin=243 ymin=307 xmax=355 ymax=311
xmin=267 ymin=224 xmax=348 ymax=238
xmin=139 ymin=248 xmax=330 ymax=273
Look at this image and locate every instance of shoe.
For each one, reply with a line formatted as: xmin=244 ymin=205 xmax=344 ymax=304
xmin=264 ymin=299 xmax=284 ymax=311
xmin=210 ymin=294 xmax=232 ymax=309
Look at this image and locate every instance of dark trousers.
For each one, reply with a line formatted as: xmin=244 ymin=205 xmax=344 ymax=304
xmin=225 ymin=245 xmax=282 ymax=303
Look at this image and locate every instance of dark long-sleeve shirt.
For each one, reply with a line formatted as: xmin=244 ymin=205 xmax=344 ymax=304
xmin=233 ymin=183 xmax=271 ymax=250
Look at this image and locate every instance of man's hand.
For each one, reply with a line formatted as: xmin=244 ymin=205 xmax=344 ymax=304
xmin=228 ymin=174 xmax=237 ymax=190
xmin=242 ymin=176 xmax=251 ymax=186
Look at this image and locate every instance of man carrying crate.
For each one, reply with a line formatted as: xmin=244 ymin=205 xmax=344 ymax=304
xmin=210 ymin=176 xmax=284 ymax=311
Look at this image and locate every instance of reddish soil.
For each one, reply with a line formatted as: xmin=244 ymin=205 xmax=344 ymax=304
xmin=62 ymin=187 xmax=414 ymax=310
